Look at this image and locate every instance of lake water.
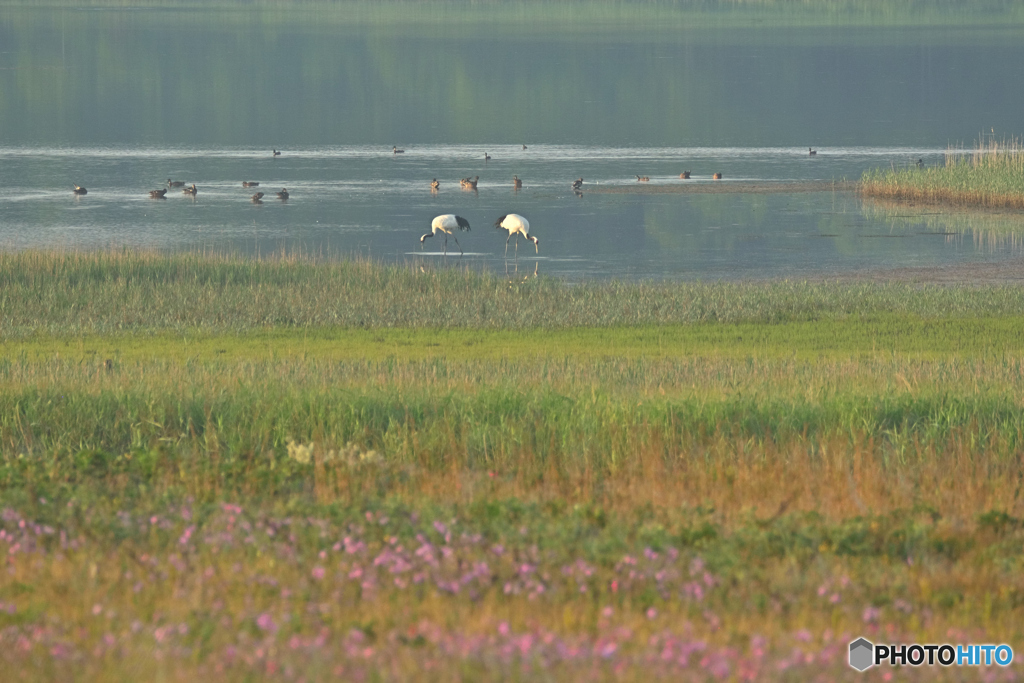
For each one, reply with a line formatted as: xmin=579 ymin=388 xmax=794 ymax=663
xmin=3 ymin=3 xmax=1024 ymax=280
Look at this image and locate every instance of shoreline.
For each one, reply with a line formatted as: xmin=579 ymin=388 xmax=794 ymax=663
xmin=818 ymin=256 xmax=1024 ymax=286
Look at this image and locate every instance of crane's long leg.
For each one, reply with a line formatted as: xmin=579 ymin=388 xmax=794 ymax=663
xmin=452 ymin=235 xmax=463 ymax=255
xmin=505 ymin=233 xmax=511 ymax=257
xmin=443 ymin=234 xmax=448 ymax=256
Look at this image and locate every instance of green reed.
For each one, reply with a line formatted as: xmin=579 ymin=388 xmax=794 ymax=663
xmin=862 ymin=136 xmax=1024 ymax=208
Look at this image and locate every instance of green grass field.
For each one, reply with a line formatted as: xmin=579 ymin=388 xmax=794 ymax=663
xmin=2 ymin=251 xmax=1023 ymax=681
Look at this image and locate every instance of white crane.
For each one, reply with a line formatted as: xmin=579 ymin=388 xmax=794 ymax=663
xmin=494 ymin=213 xmax=538 ymax=257
xmin=421 ymin=214 xmax=471 ymax=255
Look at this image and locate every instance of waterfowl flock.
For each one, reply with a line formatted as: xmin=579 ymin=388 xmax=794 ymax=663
xmin=69 ymin=144 xmax=838 ymax=260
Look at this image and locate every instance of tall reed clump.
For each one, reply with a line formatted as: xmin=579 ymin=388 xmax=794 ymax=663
xmin=862 ymin=135 xmax=1024 ymax=208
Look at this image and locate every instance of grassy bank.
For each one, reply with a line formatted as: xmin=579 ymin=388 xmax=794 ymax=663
xmin=2 ymin=251 xmax=1024 ymax=681
xmin=6 ymin=250 xmax=1024 ymax=337
xmin=862 ymin=137 xmax=1024 ymax=209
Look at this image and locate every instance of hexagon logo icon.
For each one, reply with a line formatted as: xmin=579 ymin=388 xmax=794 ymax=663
xmin=849 ymin=637 xmax=874 ymax=671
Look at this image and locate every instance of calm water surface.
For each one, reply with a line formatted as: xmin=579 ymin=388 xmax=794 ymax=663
xmin=2 ymin=4 xmax=1024 ymax=280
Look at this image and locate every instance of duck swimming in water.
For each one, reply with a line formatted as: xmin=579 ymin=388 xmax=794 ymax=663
xmin=73 ymin=185 xmax=87 ymax=195
xmin=149 ymin=188 xmax=167 ymax=198
xmin=276 ymin=188 xmax=289 ymax=200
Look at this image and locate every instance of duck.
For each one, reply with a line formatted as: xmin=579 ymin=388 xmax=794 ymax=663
xmin=251 ymin=192 xmax=264 ymax=203
xmin=430 ymin=178 xmax=440 ymax=191
xmin=183 ymin=184 xmax=197 ymax=196
xmin=242 ymin=181 xmax=259 ymax=188
xmin=916 ymin=158 xmax=924 ymax=168
xmin=636 ymin=175 xmax=650 ymax=182
xmin=513 ymin=175 xmax=522 ymax=190
xmin=484 ymin=152 xmax=491 ymax=161
xmin=809 ymin=148 xmax=817 ymax=156
xmin=273 ymin=149 xmax=281 ymax=156
xmin=461 ymin=176 xmax=479 ymax=189
xmin=571 ymin=178 xmax=583 ymax=190
xmin=712 ymin=172 xmax=723 ymax=180
xmin=679 ymin=171 xmax=691 ymax=179
xmin=393 ymin=146 xmax=405 ymax=154
xmin=522 ymin=144 xmax=527 ymax=150
xmin=167 ymin=179 xmax=185 ymax=187
xmin=73 ymin=185 xmax=87 ymax=195
xmin=276 ymin=188 xmax=289 ymax=200
xmin=149 ymin=188 xmax=168 ymax=198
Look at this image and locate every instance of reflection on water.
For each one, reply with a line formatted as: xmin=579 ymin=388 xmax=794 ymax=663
xmin=861 ymin=200 xmax=1024 ymax=253
xmin=3 ymin=5 xmax=1024 ymax=148
xmin=505 ymin=260 xmax=539 ymax=282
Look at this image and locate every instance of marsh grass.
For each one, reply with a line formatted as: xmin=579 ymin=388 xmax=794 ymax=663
xmin=3 ymin=354 xmax=1024 ymax=518
xmin=3 ymin=251 xmax=1024 ymax=680
xmin=862 ymin=136 xmax=1024 ymax=208
xmin=5 ymin=250 xmax=1024 ymax=338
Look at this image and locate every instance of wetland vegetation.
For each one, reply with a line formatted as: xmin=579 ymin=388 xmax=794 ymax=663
xmin=6 ymin=3 xmax=1024 ymax=679
xmin=2 ymin=251 xmax=1024 ymax=680
xmin=862 ymin=137 xmax=1024 ymax=209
